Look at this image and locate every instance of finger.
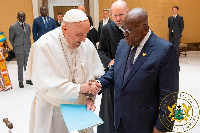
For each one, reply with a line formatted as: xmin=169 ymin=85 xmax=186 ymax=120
xmin=87 ymin=103 xmax=91 ymax=111
xmin=95 ymin=82 xmax=102 ymax=88
xmin=95 ymin=86 xmax=100 ymax=91
xmin=91 ymin=104 xmax=96 ymax=112
xmin=92 ymin=91 xmax=97 ymax=96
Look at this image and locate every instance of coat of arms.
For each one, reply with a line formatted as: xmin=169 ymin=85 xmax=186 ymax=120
xmin=168 ymin=103 xmax=191 ymax=122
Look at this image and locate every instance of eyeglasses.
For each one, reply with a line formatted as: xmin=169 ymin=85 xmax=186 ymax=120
xmin=120 ymin=25 xmax=141 ymax=35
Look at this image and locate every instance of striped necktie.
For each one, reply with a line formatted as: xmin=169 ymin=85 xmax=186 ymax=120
xmin=123 ymin=45 xmax=138 ymax=83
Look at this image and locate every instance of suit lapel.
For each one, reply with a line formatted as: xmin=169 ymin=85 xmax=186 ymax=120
xmin=16 ymin=22 xmax=25 ymax=34
xmin=46 ymin=16 xmax=49 ymax=29
xmin=117 ymin=41 xmax=131 ymax=88
xmin=39 ymin=16 xmax=46 ymax=29
xmin=122 ymin=33 xmax=155 ymax=88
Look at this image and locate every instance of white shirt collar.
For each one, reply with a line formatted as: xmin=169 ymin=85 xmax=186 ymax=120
xmin=130 ymin=29 xmax=151 ymax=64
xmin=18 ymin=21 xmax=24 ymax=25
xmin=89 ymin=26 xmax=93 ymax=30
xmin=103 ymin=17 xmax=109 ymax=26
xmin=131 ymin=29 xmax=151 ymax=50
xmin=173 ymin=14 xmax=177 ymax=18
xmin=103 ymin=17 xmax=109 ymax=22
xmin=42 ymin=17 xmax=48 ymax=23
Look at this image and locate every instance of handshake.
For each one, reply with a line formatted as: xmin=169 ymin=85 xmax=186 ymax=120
xmin=80 ymin=80 xmax=102 ymax=95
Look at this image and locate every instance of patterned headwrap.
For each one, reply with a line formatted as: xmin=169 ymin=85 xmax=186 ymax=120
xmin=0 ymin=32 xmax=6 ymax=42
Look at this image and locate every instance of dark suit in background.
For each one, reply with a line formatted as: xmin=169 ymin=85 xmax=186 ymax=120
xmin=55 ymin=20 xmax=61 ymax=27
xmin=168 ymin=15 xmax=184 ymax=53
xmin=32 ymin=16 xmax=57 ymax=42
xmin=99 ymin=31 xmax=179 ymax=133
xmin=98 ymin=18 xmax=113 ymax=38
xmin=9 ymin=22 xmax=31 ymax=83
xmin=87 ymin=27 xmax=99 ymax=48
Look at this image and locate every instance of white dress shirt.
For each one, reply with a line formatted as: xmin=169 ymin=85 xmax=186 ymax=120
xmin=131 ymin=29 xmax=151 ymax=64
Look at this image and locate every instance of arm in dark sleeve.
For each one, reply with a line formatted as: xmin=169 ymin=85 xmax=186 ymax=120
xmin=9 ymin=26 xmax=15 ymax=46
xmin=98 ymin=64 xmax=115 ymax=94
xmin=53 ymin=19 xmax=57 ymax=29
xmin=32 ymin=19 xmax=38 ymax=42
xmin=97 ymin=26 xmax=112 ymax=68
xmin=155 ymin=44 xmax=179 ymax=131
xmin=168 ymin=17 xmax=171 ymax=29
xmin=180 ymin=16 xmax=184 ymax=33
xmin=98 ymin=21 xmax=101 ymax=38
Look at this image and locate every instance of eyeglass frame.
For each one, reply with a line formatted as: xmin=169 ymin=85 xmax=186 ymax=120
xmin=120 ymin=24 xmax=146 ymax=35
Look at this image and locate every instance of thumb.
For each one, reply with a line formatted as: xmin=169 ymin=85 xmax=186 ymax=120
xmin=87 ymin=104 xmax=91 ymax=111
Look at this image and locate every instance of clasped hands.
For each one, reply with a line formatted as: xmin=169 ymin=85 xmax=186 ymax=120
xmin=80 ymin=80 xmax=102 ymax=96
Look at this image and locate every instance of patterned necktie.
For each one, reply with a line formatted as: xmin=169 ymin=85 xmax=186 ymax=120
xmin=21 ymin=23 xmax=24 ymax=30
xmin=44 ymin=18 xmax=48 ymax=29
xmin=123 ymin=45 xmax=138 ymax=83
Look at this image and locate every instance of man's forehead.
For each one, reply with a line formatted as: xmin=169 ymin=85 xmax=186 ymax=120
xmin=18 ymin=13 xmax=25 ymax=16
xmin=112 ymin=7 xmax=126 ymax=14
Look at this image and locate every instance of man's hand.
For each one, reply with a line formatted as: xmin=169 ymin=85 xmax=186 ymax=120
xmin=108 ymin=59 xmax=115 ymax=67
xmin=153 ymin=127 xmax=166 ymax=133
xmin=80 ymin=81 xmax=102 ymax=95
xmin=86 ymin=98 xmax=96 ymax=111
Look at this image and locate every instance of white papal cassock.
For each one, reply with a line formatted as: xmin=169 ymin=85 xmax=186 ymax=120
xmin=26 ymin=27 xmax=104 ymax=133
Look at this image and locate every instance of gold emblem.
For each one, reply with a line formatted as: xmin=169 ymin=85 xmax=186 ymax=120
xmin=159 ymin=92 xmax=200 ymax=132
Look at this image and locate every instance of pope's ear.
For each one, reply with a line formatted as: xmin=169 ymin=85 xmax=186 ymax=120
xmin=61 ymin=24 xmax=67 ymax=34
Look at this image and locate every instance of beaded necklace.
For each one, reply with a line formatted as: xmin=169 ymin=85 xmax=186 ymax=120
xmin=59 ymin=36 xmax=77 ymax=83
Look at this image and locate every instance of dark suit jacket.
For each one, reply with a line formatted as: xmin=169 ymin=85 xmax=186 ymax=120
xmin=98 ymin=18 xmax=113 ymax=38
xmin=87 ymin=27 xmax=99 ymax=47
xmin=99 ymin=32 xmax=179 ymax=133
xmin=98 ymin=21 xmax=124 ymax=68
xmin=9 ymin=22 xmax=31 ymax=55
xmin=168 ymin=15 xmax=184 ymax=39
xmin=32 ymin=16 xmax=57 ymax=42
xmin=55 ymin=20 xmax=61 ymax=27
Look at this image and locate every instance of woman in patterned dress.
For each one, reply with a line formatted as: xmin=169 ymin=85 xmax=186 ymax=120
xmin=0 ymin=32 xmax=12 ymax=91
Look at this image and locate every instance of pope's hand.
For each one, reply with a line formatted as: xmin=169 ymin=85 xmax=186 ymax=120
xmin=80 ymin=81 xmax=102 ymax=95
xmin=86 ymin=98 xmax=96 ymax=111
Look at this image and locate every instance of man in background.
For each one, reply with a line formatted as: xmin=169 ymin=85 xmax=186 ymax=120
xmin=55 ymin=12 xmax=63 ymax=27
xmin=97 ymin=1 xmax=128 ymax=133
xmin=78 ymin=5 xmax=86 ymax=13
xmin=9 ymin=11 xmax=32 ymax=88
xmin=98 ymin=9 xmax=113 ymax=37
xmin=168 ymin=6 xmax=184 ymax=54
xmin=32 ymin=6 xmax=57 ymax=42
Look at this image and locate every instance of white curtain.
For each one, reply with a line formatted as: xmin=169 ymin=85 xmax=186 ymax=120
xmin=32 ymin=0 xmax=42 ymax=18
xmin=89 ymin=0 xmax=99 ymax=29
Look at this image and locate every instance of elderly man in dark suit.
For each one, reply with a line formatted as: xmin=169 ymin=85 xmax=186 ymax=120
xmin=98 ymin=9 xmax=113 ymax=37
xmin=168 ymin=6 xmax=184 ymax=54
xmin=32 ymin=6 xmax=57 ymax=42
xmin=9 ymin=11 xmax=33 ymax=88
xmin=98 ymin=8 xmax=179 ymax=133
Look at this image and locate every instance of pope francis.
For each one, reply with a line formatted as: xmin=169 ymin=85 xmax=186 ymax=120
xmin=26 ymin=9 xmax=104 ymax=133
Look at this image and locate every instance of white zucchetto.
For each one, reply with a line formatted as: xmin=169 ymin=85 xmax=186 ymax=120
xmin=63 ymin=9 xmax=88 ymax=23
